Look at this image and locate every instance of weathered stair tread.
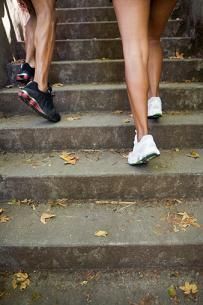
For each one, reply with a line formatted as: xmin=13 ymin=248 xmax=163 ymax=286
xmin=0 ymin=112 xmax=203 ymax=151
xmin=1 ymin=112 xmax=203 ymax=129
xmin=3 ymin=82 xmax=202 ymax=115
xmin=1 ymin=269 xmax=203 ymax=305
xmin=0 ymin=200 xmax=203 ymax=270
xmin=55 ymin=19 xmax=185 ymax=39
xmin=2 ymin=81 xmax=203 ymax=93
xmin=8 ymin=58 xmax=203 ymax=84
xmin=1 ymin=149 xmax=203 ymax=177
xmin=17 ymin=36 xmax=191 ymax=61
xmin=0 ymin=149 xmax=202 ymax=201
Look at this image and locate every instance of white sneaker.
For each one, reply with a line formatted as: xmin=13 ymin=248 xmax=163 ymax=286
xmin=128 ymin=134 xmax=160 ymax=165
xmin=148 ymin=97 xmax=162 ymax=119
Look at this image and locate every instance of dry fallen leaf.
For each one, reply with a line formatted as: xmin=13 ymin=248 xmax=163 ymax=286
xmin=48 ymin=198 xmax=68 ymax=207
xmin=112 ymin=110 xmax=123 ymax=114
xmin=60 ymin=152 xmax=79 ymax=165
xmin=186 ymin=151 xmax=200 ymax=159
xmin=0 ymin=209 xmax=10 ymax=223
xmin=80 ymin=281 xmax=88 ymax=286
xmin=0 ymin=291 xmax=6 ymax=298
xmin=12 ymin=272 xmax=30 ymax=290
xmin=66 ymin=116 xmax=81 ymax=121
xmin=52 ymin=83 xmax=64 ymax=87
xmin=175 ymin=148 xmax=180 ymax=152
xmin=123 ymin=119 xmax=131 ymax=124
xmin=95 ymin=230 xmax=108 ymax=237
xmin=176 ymin=51 xmax=184 ymax=59
xmin=167 ymin=211 xmax=200 ymax=232
xmin=179 ymin=282 xmax=198 ymax=295
xmin=40 ymin=213 xmax=56 ymax=224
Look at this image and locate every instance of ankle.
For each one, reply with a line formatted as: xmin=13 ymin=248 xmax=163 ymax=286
xmin=26 ymin=60 xmax=35 ymax=69
xmin=137 ymin=131 xmax=148 ymax=142
xmin=35 ymin=81 xmax=48 ymax=93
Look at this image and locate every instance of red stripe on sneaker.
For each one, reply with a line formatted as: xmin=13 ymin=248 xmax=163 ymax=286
xmin=19 ymin=90 xmax=46 ymax=116
xmin=29 ymin=99 xmax=46 ymax=115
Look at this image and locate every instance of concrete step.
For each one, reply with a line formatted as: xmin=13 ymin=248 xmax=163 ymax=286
xmin=0 ymin=149 xmax=202 ymax=201
xmin=1 ymin=269 xmax=202 ymax=305
xmin=8 ymin=59 xmax=203 ymax=85
xmin=58 ymin=0 xmax=112 ymax=8
xmin=55 ymin=20 xmax=186 ymax=39
xmin=56 ymin=6 xmax=184 ymax=22
xmin=0 ymin=200 xmax=203 ymax=270
xmin=56 ymin=7 xmax=116 ymax=23
xmin=0 ymin=112 xmax=203 ymax=152
xmin=16 ymin=37 xmax=192 ymax=61
xmin=1 ymin=83 xmax=202 ymax=116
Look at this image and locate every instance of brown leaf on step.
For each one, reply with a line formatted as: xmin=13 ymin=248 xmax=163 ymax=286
xmin=66 ymin=116 xmax=81 ymax=121
xmin=170 ymin=51 xmax=184 ymax=60
xmin=40 ymin=212 xmax=56 ymax=224
xmin=48 ymin=198 xmax=68 ymax=207
xmin=123 ymin=119 xmax=131 ymax=124
xmin=80 ymin=280 xmax=88 ymax=286
xmin=175 ymin=51 xmax=184 ymax=59
xmin=8 ymin=199 xmax=38 ymax=207
xmin=52 ymin=83 xmax=64 ymax=87
xmin=186 ymin=151 xmax=200 ymax=159
xmin=174 ymin=148 xmax=180 ymax=152
xmin=179 ymin=282 xmax=198 ymax=295
xmin=60 ymin=152 xmax=79 ymax=165
xmin=0 ymin=291 xmax=6 ymax=298
xmin=95 ymin=230 xmax=108 ymax=237
xmin=5 ymin=84 xmax=13 ymax=89
xmin=12 ymin=272 xmax=30 ymax=290
xmin=0 ymin=209 xmax=10 ymax=223
xmin=112 ymin=110 xmax=123 ymax=114
xmin=167 ymin=211 xmax=200 ymax=232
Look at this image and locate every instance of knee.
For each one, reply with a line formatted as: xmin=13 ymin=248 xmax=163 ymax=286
xmin=123 ymin=39 xmax=149 ymax=66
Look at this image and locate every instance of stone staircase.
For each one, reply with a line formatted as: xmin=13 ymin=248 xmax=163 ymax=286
xmin=0 ymin=1 xmax=203 ymax=304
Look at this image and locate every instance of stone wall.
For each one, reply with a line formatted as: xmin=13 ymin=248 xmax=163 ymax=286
xmin=184 ymin=0 xmax=203 ymax=55
xmin=0 ymin=0 xmax=24 ymax=87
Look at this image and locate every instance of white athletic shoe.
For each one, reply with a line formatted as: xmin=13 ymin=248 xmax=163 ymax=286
xmin=148 ymin=97 xmax=162 ymax=119
xmin=128 ymin=134 xmax=160 ymax=165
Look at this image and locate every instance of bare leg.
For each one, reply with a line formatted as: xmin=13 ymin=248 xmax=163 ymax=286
xmin=148 ymin=0 xmax=177 ymax=97
xmin=31 ymin=0 xmax=56 ymax=92
xmin=113 ymin=0 xmax=150 ymax=141
xmin=24 ymin=11 xmax=36 ymax=68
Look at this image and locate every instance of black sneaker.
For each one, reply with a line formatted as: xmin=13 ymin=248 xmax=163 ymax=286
xmin=18 ymin=81 xmax=61 ymax=123
xmin=16 ymin=63 xmax=35 ymax=84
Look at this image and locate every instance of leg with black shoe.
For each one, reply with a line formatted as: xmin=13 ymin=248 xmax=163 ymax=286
xmin=16 ymin=1 xmax=36 ymax=84
xmin=18 ymin=0 xmax=60 ymax=123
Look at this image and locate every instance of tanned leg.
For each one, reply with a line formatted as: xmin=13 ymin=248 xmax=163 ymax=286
xmin=24 ymin=11 xmax=36 ymax=68
xmin=148 ymin=0 xmax=177 ymax=98
xmin=31 ymin=0 xmax=56 ymax=92
xmin=113 ymin=0 xmax=150 ymax=141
